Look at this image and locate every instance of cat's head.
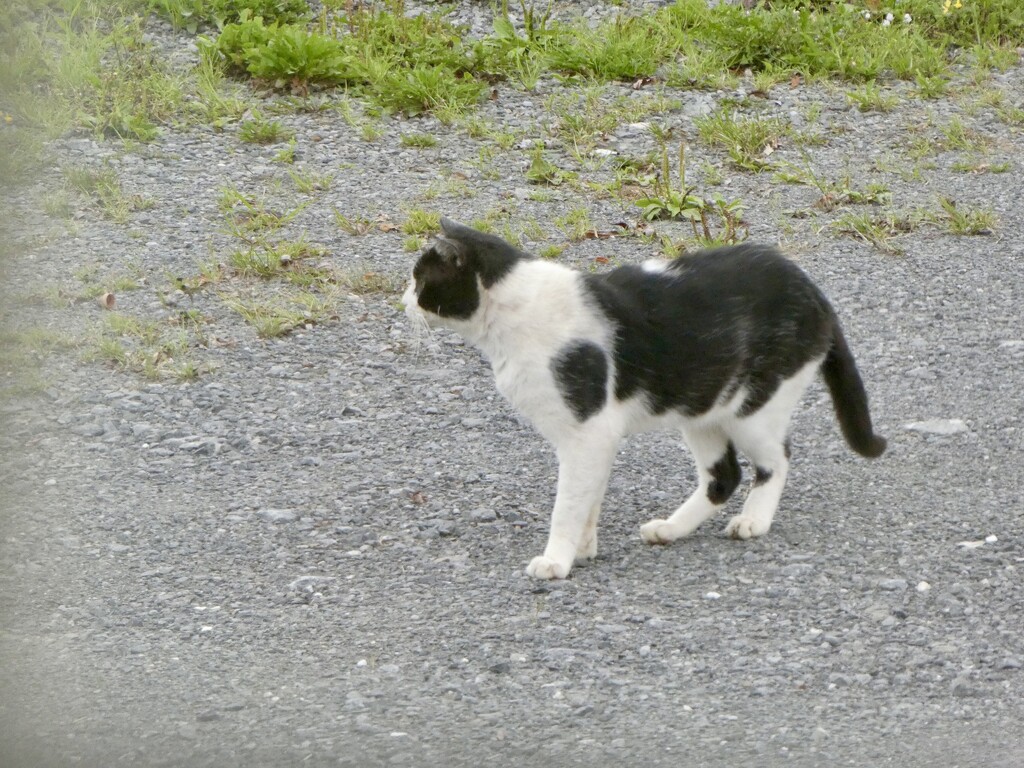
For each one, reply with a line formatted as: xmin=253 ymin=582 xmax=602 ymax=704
xmin=402 ymin=217 xmax=523 ymax=329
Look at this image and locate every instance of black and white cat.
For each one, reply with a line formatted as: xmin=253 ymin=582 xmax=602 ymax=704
xmin=403 ymin=218 xmax=885 ymax=580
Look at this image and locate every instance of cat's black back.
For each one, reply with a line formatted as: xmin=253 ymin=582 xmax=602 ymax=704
xmin=583 ymin=244 xmax=835 ymax=417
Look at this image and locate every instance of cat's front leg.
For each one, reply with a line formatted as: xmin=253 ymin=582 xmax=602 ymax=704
xmin=527 ymin=439 xmax=616 ymax=580
xmin=575 ymin=503 xmax=601 ymax=561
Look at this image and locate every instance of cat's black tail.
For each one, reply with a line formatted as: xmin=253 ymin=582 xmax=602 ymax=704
xmin=821 ymin=318 xmax=886 ymax=458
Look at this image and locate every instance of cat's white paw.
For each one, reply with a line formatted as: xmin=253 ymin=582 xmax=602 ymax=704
xmin=640 ymin=519 xmax=681 ymax=545
xmin=724 ymin=514 xmax=771 ymax=540
xmin=526 ymin=556 xmax=570 ymax=580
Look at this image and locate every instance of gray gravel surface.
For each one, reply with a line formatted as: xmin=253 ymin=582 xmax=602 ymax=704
xmin=2 ymin=2 xmax=1024 ymax=766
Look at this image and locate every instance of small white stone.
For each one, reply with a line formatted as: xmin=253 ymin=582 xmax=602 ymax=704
xmin=704 ymin=591 xmax=721 ymax=600
xmin=916 ymin=581 xmax=931 ymax=592
xmin=356 ymin=659 xmax=367 ymax=667
xmin=904 ymin=418 xmax=968 ymax=435
xmin=985 ymin=535 xmax=998 ymax=543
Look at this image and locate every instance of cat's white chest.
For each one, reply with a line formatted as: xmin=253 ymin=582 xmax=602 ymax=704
xmin=490 ymin=347 xmax=561 ymax=424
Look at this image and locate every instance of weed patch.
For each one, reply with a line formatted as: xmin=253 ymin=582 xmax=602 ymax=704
xmin=401 ymin=210 xmax=441 ymax=235
xmin=64 ymin=165 xmax=154 ymax=224
xmin=239 ymin=112 xmax=293 ymax=143
xmin=937 ymin=197 xmax=996 ymax=235
xmin=635 ymin=143 xmax=747 ymax=247
xmin=695 ymin=109 xmax=788 ymax=171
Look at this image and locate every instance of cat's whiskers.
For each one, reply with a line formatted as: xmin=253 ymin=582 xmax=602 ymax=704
xmin=405 ymin=306 xmax=435 ymax=354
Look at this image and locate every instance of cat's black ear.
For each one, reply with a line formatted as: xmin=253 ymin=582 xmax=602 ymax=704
xmin=439 ymin=217 xmax=473 ymax=241
xmin=430 ymin=235 xmax=470 ymax=269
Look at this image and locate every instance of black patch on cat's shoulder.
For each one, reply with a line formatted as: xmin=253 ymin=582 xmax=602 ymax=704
xmin=551 ymin=340 xmax=607 ymax=422
xmin=707 ymin=442 xmax=740 ymax=504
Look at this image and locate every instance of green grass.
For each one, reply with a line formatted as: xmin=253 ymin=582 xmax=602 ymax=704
xmin=847 ymin=81 xmax=898 ymax=113
xmin=153 ymin=0 xmax=310 ymax=32
xmin=4 ymin=0 xmax=1023 ymax=152
xmin=63 ymin=165 xmax=153 ymax=224
xmin=633 ymin=143 xmax=748 ymax=247
xmin=832 ymin=211 xmax=914 ymax=254
xmin=525 ymin=146 xmax=572 ymax=186
xmin=4 ymin=0 xmax=1023 ymax=390
xmin=1 ymin=2 xmax=184 ymax=143
xmin=539 ymin=243 xmax=566 ymax=260
xmin=227 ymin=238 xmax=326 ymax=278
xmin=217 ymin=184 xmax=307 ymax=236
xmin=89 ymin=310 xmax=204 ymax=381
xmin=401 ymin=209 xmax=441 ymax=235
xmin=340 ymin=270 xmax=400 ymax=296
xmin=239 ymin=113 xmax=293 ymax=144
xmin=288 ymin=168 xmax=333 ymax=193
xmin=400 ymin=133 xmax=439 ymax=149
xmin=937 ymin=197 xmax=997 ymax=235
xmin=940 ymin=117 xmax=991 ymax=153
xmin=776 ymin=161 xmax=892 ymax=212
xmin=0 ymin=325 xmax=77 ymax=397
xmin=695 ymin=109 xmax=789 ymax=171
xmin=334 ymin=210 xmax=374 ymax=235
xmin=545 ymin=87 xmax=679 ymax=152
xmin=554 ymin=208 xmax=593 ymax=242
xmin=223 ymin=287 xmax=342 ymax=338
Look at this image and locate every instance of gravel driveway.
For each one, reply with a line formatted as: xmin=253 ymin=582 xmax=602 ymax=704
xmin=2 ymin=2 xmax=1023 ymax=766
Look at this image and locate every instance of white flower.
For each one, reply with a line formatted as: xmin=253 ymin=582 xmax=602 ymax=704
xmin=882 ymin=18 xmax=891 ymax=27
xmin=904 ymin=13 xmax=913 ymax=23
xmin=863 ymin=11 xmax=871 ymax=20
xmin=885 ymin=13 xmax=894 ymax=21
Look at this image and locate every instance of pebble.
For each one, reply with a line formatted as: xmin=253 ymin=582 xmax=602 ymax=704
xmin=878 ymin=578 xmax=908 ymax=591
xmin=904 ymin=419 xmax=969 ymax=435
xmin=781 ymin=563 xmax=812 ymax=577
xmin=950 ymin=678 xmax=983 ymax=698
xmin=258 ymin=508 xmax=297 ymax=523
xmin=71 ymin=423 xmax=105 ymax=437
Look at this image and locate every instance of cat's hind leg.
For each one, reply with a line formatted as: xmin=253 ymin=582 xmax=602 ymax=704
xmin=722 ymin=437 xmax=788 ymax=539
xmin=723 ymin=360 xmax=818 ymax=539
xmin=640 ymin=427 xmax=739 ymax=545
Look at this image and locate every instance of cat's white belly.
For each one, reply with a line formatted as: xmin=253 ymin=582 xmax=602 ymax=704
xmin=619 ymin=381 xmax=750 ymax=435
